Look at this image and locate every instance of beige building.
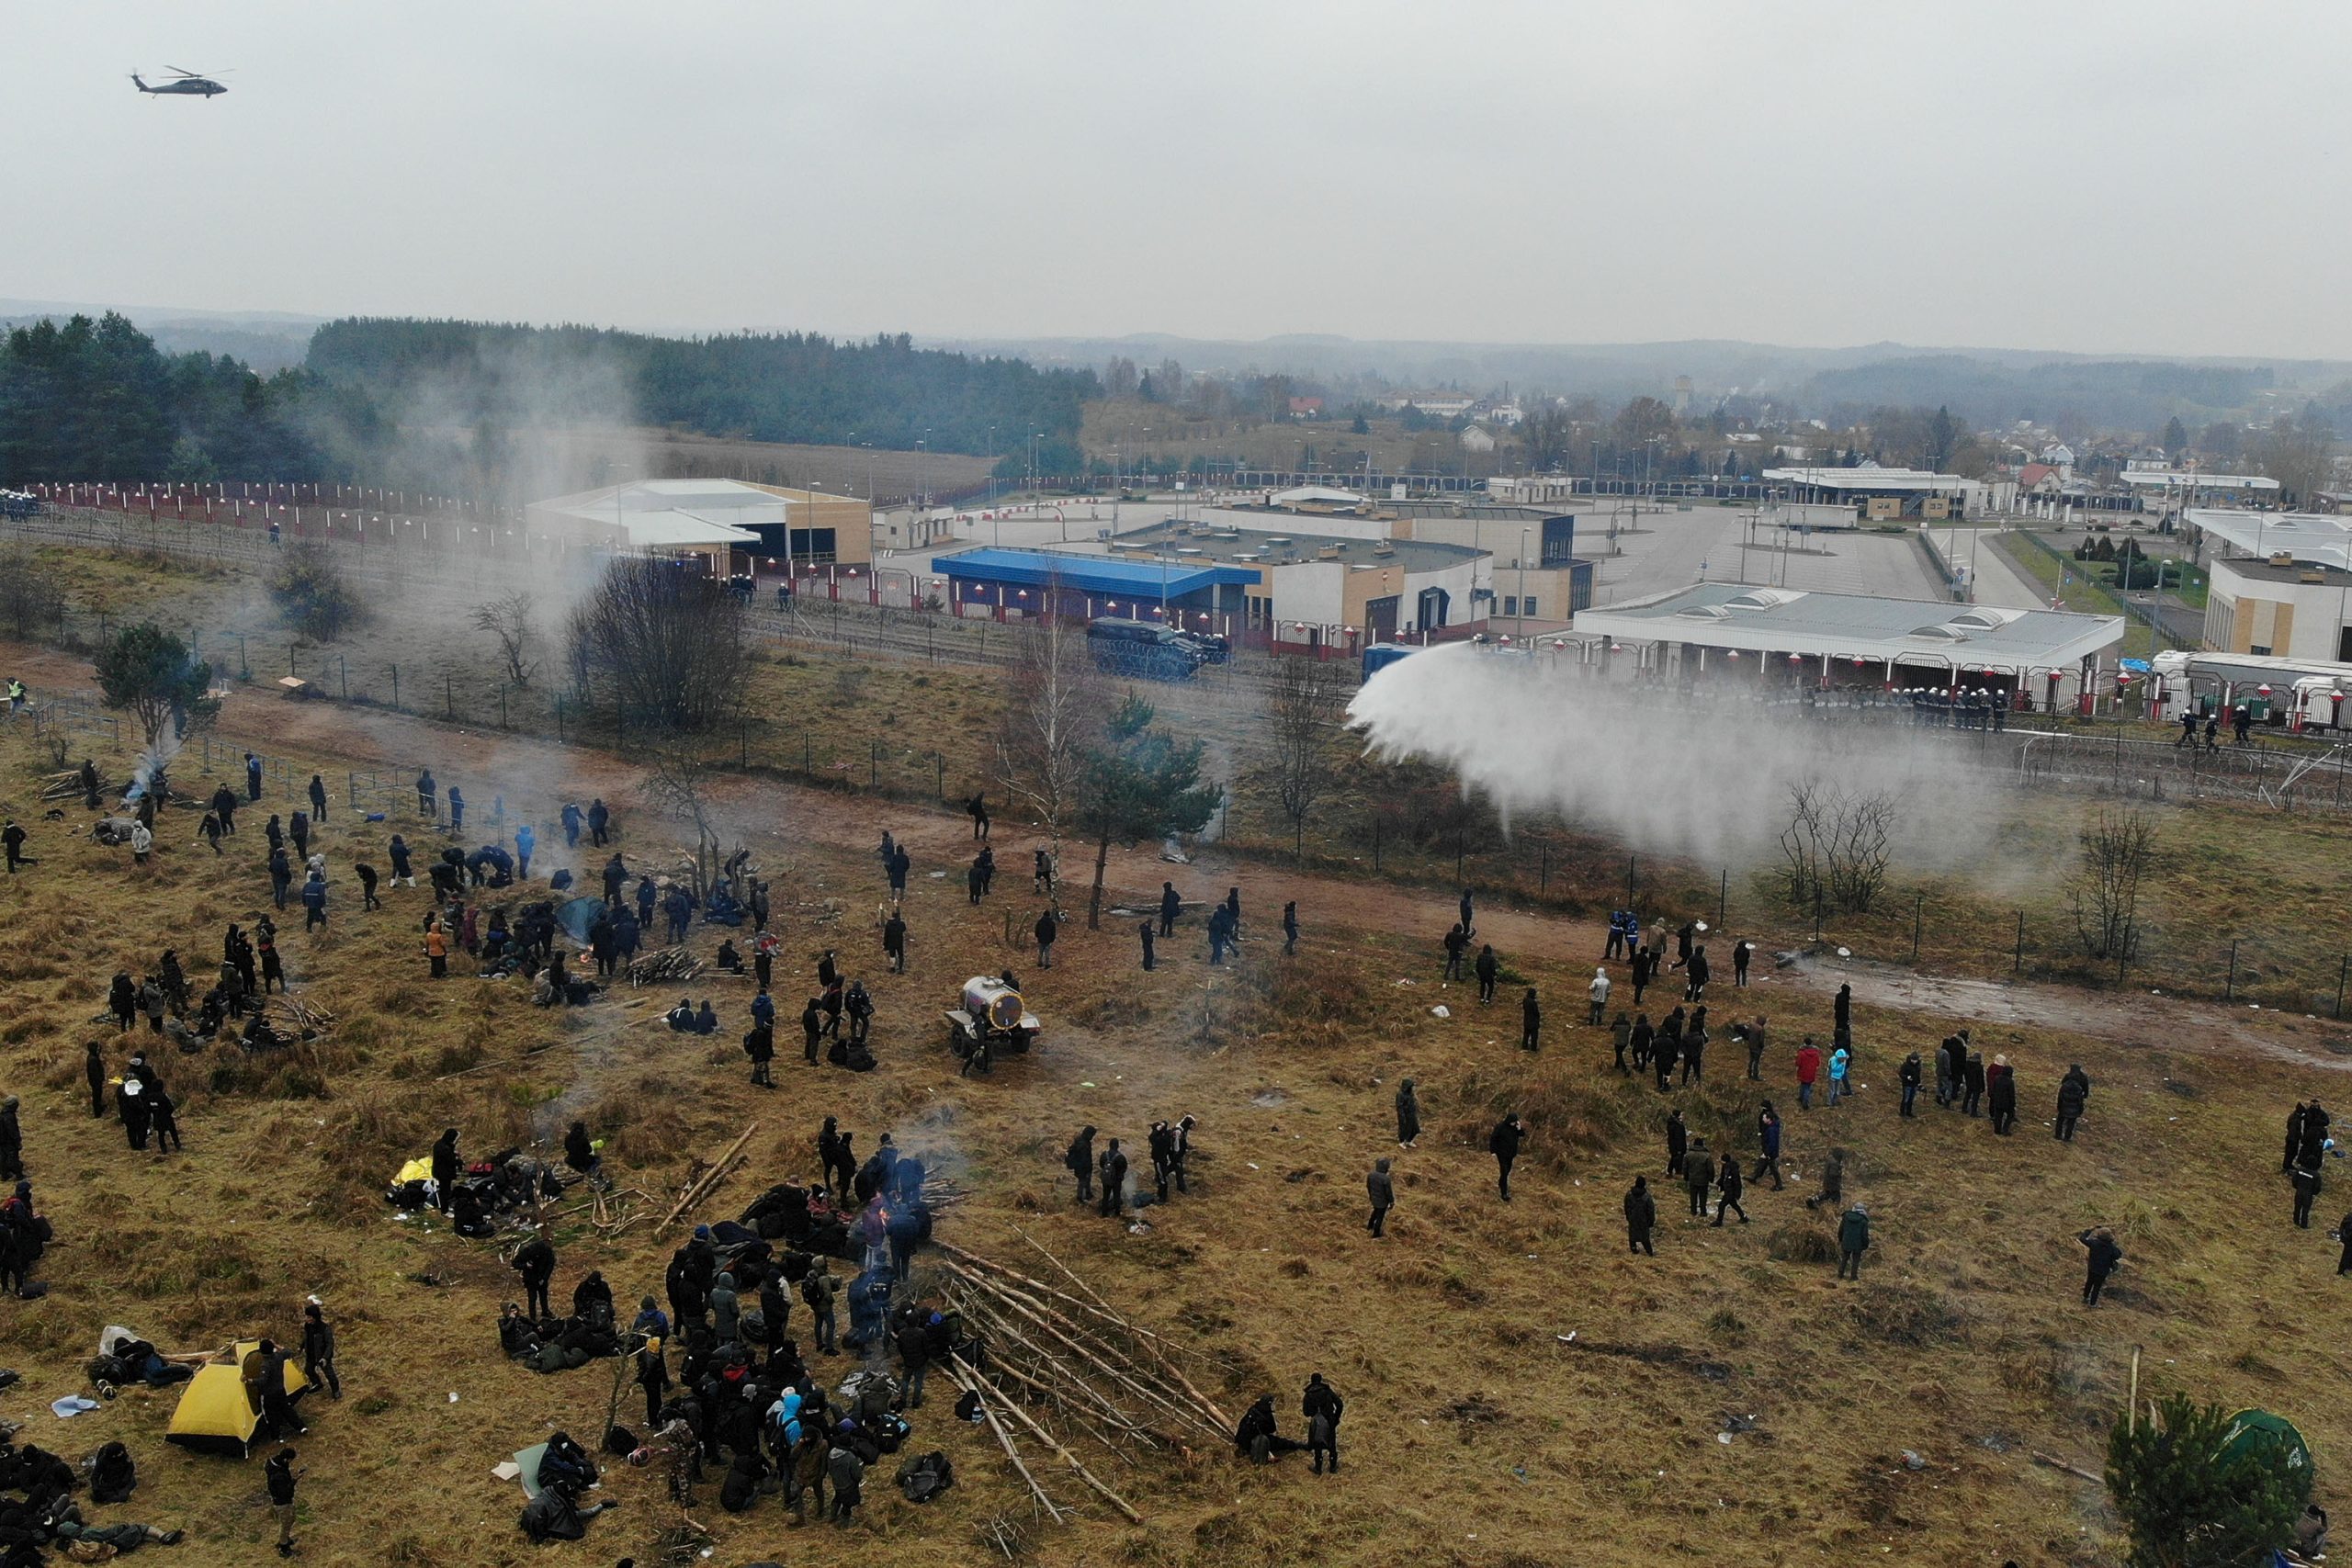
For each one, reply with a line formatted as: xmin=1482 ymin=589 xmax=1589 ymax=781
xmin=2204 ymin=555 xmax=2352 ymax=662
xmin=528 ymin=479 xmax=873 ymax=575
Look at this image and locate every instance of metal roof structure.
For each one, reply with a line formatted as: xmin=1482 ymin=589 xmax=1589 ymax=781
xmin=2188 ymin=508 xmax=2352 ymax=571
xmin=530 ymin=479 xmax=852 ymax=550
xmin=1573 ymin=583 xmax=2122 ymax=671
xmin=1108 ymin=522 xmax=1483 ymax=574
xmin=934 ymin=547 xmax=1261 ymax=600
xmin=1761 ymin=466 xmax=1977 ymax=493
xmin=1268 ymin=484 xmax=1367 ymax=507
xmin=2120 ymin=470 xmax=2278 ymax=491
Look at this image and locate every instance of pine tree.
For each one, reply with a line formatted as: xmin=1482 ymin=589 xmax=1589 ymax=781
xmin=2105 ymin=1393 xmax=2306 ymax=1568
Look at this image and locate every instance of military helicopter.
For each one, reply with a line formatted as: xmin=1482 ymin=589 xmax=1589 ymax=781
xmin=131 ymin=68 xmax=230 ymax=98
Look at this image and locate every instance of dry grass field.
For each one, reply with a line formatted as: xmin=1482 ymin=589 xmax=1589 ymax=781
xmin=3 ymin=547 xmax=2352 ymax=1566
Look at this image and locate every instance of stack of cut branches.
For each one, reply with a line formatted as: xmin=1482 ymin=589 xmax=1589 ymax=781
xmin=40 ymin=769 xmax=106 ymax=802
xmin=934 ymin=1233 xmax=1237 ymax=1524
xmin=264 ymin=997 xmax=336 ymax=1039
xmin=626 ymin=948 xmax=705 ymax=988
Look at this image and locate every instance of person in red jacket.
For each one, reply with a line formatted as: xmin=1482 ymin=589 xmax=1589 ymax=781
xmin=1794 ymin=1037 xmax=1823 ymax=1111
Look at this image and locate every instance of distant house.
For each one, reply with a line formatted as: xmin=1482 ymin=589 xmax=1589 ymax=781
xmin=2018 ymin=463 xmax=2064 ymax=496
xmin=1287 ymin=396 xmax=1324 ymax=419
xmin=2040 ymin=443 xmax=2076 ymax=473
xmin=1412 ymin=396 xmax=1476 ymax=420
xmin=1458 ymin=425 xmax=1497 ymax=454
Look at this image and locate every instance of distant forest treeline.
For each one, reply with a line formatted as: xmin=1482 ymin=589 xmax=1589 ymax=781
xmin=0 ymin=312 xmax=1096 ymax=491
xmin=303 ymin=319 xmax=1096 ymax=457
xmin=1799 ymin=355 xmax=2284 ymax=432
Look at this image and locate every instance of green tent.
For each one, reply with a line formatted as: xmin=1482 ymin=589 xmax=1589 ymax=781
xmin=2217 ymin=1408 xmax=2312 ymax=1481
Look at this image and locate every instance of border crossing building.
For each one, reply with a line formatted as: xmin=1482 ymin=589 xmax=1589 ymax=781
xmin=1567 ymin=583 xmax=2124 ymax=707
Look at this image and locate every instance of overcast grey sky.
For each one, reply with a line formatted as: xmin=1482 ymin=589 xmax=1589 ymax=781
xmin=8 ymin=2 xmax=2348 ymax=358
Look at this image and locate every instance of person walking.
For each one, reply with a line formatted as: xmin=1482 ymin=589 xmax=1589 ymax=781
xmin=882 ymin=911 xmax=907 ymax=974
xmin=1744 ymin=1014 xmax=1769 ymax=1080
xmin=1899 ymin=1051 xmax=1923 ymax=1117
xmin=6 ymin=818 xmax=36 ymax=874
xmin=1587 ymin=967 xmax=1610 ymax=1026
xmin=1832 ymin=981 xmax=1852 ymax=1049
xmin=1475 ymin=945 xmax=1499 ymax=1005
xmin=1826 ymin=1043 xmax=1849 ymax=1108
xmin=1034 ymin=908 xmax=1058 ymax=970
xmin=300 ymin=1301 xmax=340 ymax=1400
xmin=2293 ymin=1161 xmax=2323 ymax=1229
xmin=1962 ymin=1051 xmax=1987 ymax=1118
xmin=1139 ymin=920 xmax=1155 ymax=971
xmin=307 ymin=773 xmax=328 ymax=822
xmin=1751 ymin=1101 xmax=1784 ymax=1190
xmin=266 ymin=1447 xmax=302 ymax=1558
xmin=1664 ymin=1107 xmax=1687 ymax=1179
xmin=2080 ymin=1227 xmax=2122 ymax=1304
xmin=415 ymin=769 xmax=436 ymax=820
xmin=1365 ymin=1158 xmax=1395 ymax=1237
xmin=1488 ymin=1112 xmax=1525 ymax=1202
xmin=1837 ymin=1202 xmax=1871 ymax=1280
xmin=1520 ymin=987 xmax=1542 ymax=1051
xmin=1623 ymin=1175 xmax=1657 ymax=1256
xmin=1611 ymin=1011 xmax=1633 ymax=1074
xmin=1442 ymin=923 xmax=1467 ymax=982
xmin=245 ymin=751 xmax=265 ymax=803
xmin=967 ymin=792 xmax=990 ymax=840
xmin=1683 ymin=1138 xmax=1715 ymax=1218
xmin=1159 ymin=882 xmax=1181 ymax=938
xmin=1394 ymin=1078 xmax=1420 ymax=1149
xmin=1987 ymin=1055 xmax=2018 ymax=1134
xmin=2055 ymin=1064 xmax=2090 ymax=1142
xmin=1283 ymin=901 xmax=1299 ymax=955
xmin=1794 ymin=1037 xmax=1821 ymax=1111
xmin=514 ymin=822 xmax=535 ymax=879
xmin=1630 ymin=945 xmax=1653 ymax=1006
xmin=1732 ymin=940 xmax=1751 ymax=987
xmin=1713 ymin=1155 xmax=1747 ymax=1225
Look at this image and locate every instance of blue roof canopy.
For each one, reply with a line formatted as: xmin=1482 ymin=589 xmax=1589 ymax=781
xmin=938 ymin=547 xmax=1260 ymax=600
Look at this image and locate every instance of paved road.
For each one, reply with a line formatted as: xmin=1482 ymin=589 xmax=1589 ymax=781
xmin=1589 ymin=502 xmax=1944 ymax=604
xmin=1928 ymin=525 xmax=2051 ymax=613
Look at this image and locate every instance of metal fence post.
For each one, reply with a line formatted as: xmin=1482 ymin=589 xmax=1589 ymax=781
xmin=2337 ymin=954 xmax=2346 ymax=1021
xmin=1719 ymin=868 xmax=1728 ymax=931
xmin=2015 ymin=910 xmax=2024 ymax=974
xmin=2225 ymin=939 xmax=2238 ymax=1001
xmin=1912 ymin=892 xmax=1923 ymax=964
xmin=870 ymin=739 xmax=878 ymax=788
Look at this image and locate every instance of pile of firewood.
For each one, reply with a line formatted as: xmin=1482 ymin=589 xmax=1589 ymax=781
xmin=625 ymin=948 xmax=705 ymax=988
xmin=264 ymin=997 xmax=336 ymax=1039
xmin=933 ymin=1233 xmax=1236 ymax=1525
xmin=39 ymin=768 xmax=108 ymax=802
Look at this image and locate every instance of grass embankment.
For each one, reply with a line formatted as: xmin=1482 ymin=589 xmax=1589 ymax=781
xmin=4 ymin=677 xmax=2352 ymax=1565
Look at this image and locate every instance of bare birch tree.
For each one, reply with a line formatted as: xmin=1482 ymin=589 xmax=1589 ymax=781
xmin=1253 ymin=654 xmax=1350 ymax=860
xmin=994 ymin=605 xmax=1104 ymax=849
xmin=471 ymin=592 xmax=539 ymax=686
xmin=2071 ymin=808 xmax=2156 ymax=961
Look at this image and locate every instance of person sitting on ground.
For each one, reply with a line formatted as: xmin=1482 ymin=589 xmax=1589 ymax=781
xmin=666 ymin=997 xmax=696 ymax=1032
xmin=695 ymin=999 xmax=718 ymax=1036
xmin=714 ymin=939 xmax=744 ymax=975
xmin=1234 ymin=1393 xmax=1307 ymax=1462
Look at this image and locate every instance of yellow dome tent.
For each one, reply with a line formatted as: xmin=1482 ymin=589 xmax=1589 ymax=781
xmin=164 ymin=1341 xmax=309 ymax=1456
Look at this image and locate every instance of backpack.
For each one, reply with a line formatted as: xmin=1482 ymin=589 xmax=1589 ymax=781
xmin=871 ymin=1411 xmax=911 ymax=1454
xmin=897 ymin=1450 xmax=955 ymax=1503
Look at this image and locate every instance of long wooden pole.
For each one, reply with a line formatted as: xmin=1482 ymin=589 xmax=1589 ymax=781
xmin=955 ymin=1355 xmax=1143 ymax=1523
xmin=2128 ymin=1345 xmax=2142 ymax=1437
xmin=949 ymin=1360 xmax=1068 ymax=1523
xmin=1012 ymin=1229 xmax=1234 ymax=1428
xmin=659 ymin=1123 xmax=759 ymax=1230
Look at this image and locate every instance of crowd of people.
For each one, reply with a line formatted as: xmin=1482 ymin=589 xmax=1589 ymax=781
xmin=6 ymin=726 xmax=2336 ymax=1557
